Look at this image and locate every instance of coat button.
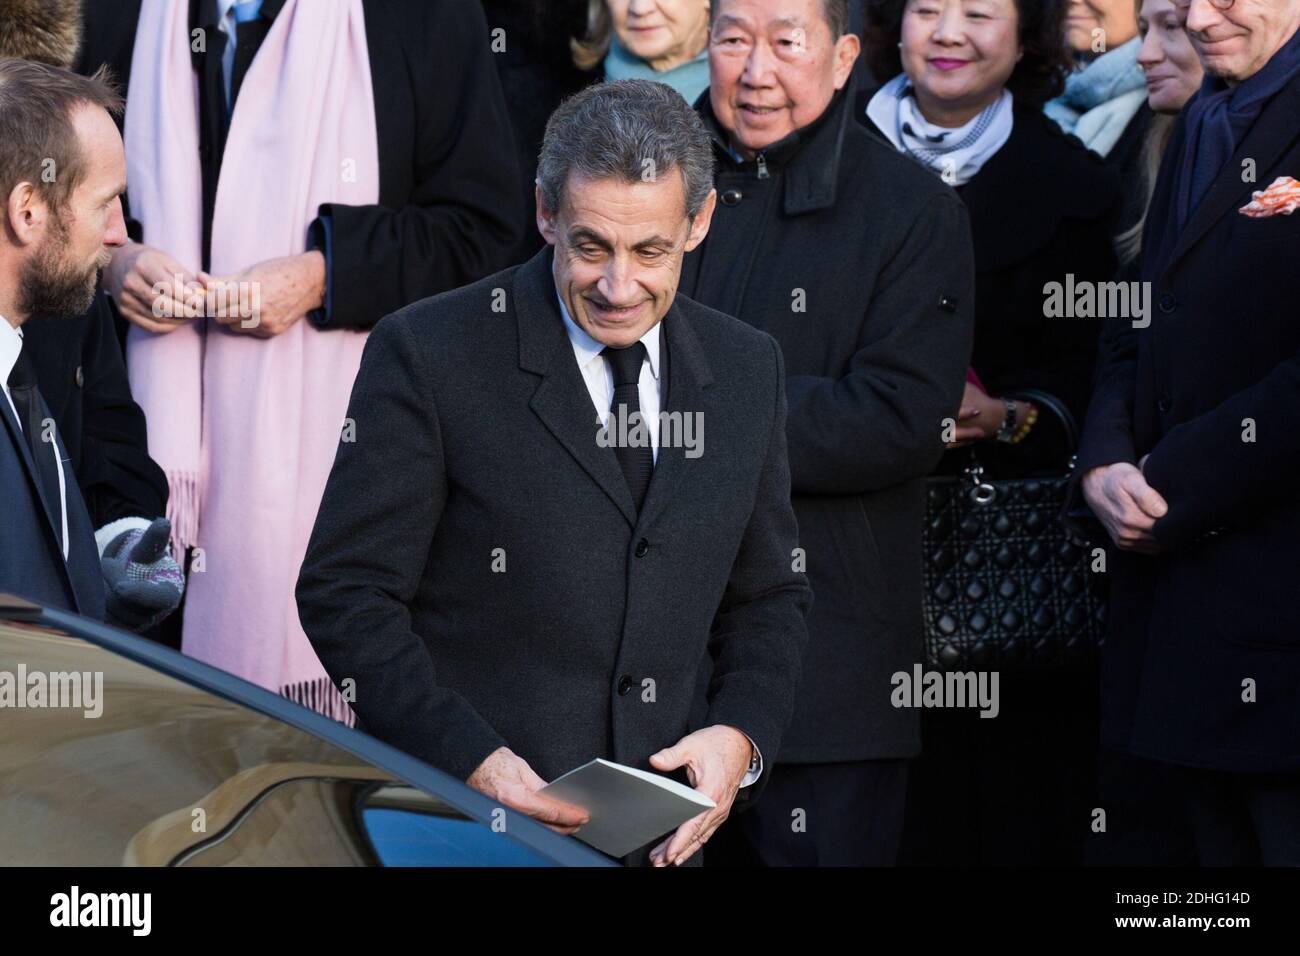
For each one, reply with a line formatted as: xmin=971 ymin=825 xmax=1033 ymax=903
xmin=74 ymin=366 xmax=84 ymax=388
xmin=720 ymin=188 xmax=742 ymax=206
xmin=617 ymin=675 xmax=634 ymax=696
xmin=1157 ymin=394 xmax=1171 ymax=413
xmin=635 ymin=539 xmax=649 ymax=557
xmin=1158 ymin=293 xmax=1177 ymax=314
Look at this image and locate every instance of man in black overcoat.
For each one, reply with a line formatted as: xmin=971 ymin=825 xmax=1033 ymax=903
xmin=298 ymin=80 xmax=811 ymax=868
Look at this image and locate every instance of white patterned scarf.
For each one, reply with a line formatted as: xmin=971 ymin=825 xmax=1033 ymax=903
xmin=866 ymin=72 xmax=1014 ymax=186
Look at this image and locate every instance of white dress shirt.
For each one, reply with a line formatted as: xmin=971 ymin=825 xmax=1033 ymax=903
xmin=553 ymin=286 xmax=762 ymax=788
xmin=557 ymin=293 xmax=663 ymax=464
xmin=1 ymin=317 xmax=70 ymax=559
xmin=0 ymin=317 xmax=23 ymax=428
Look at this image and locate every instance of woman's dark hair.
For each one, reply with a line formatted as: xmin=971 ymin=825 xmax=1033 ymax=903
xmin=863 ymin=0 xmax=1072 ymax=107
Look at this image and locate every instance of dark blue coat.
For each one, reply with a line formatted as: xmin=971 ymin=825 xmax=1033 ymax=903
xmin=1 ymin=365 xmax=105 ymax=620
xmin=1077 ymin=71 xmax=1300 ymax=772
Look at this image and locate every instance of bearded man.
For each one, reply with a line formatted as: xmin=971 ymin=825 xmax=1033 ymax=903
xmin=0 ymin=57 xmax=157 ymax=621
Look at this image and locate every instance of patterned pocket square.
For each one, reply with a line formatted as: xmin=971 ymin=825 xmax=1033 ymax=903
xmin=1239 ymin=175 xmax=1300 ymax=217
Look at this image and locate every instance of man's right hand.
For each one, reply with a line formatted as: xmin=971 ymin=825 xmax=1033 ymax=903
xmin=104 ymin=240 xmax=205 ymax=333
xmin=1081 ymin=462 xmax=1168 ymax=554
xmin=466 ymin=746 xmax=590 ymax=836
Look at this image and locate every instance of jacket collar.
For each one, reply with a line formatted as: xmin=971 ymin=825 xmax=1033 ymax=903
xmin=195 ymin=0 xmax=287 ymax=28
xmin=1155 ymin=71 xmax=1300 ymax=276
xmin=0 ymin=345 xmax=77 ymax=605
xmin=514 ymin=245 xmax=713 ymax=530
xmin=696 ymin=77 xmax=856 ymax=216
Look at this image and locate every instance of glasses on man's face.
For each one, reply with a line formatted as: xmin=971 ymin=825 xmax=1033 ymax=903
xmin=1173 ymin=0 xmax=1235 ymax=10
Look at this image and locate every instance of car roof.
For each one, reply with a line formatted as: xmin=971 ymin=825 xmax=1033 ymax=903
xmin=0 ymin=594 xmax=612 ymax=867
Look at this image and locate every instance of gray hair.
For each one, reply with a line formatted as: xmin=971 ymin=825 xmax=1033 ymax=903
xmin=537 ymin=79 xmax=715 ymax=223
xmin=711 ymin=0 xmax=851 ymax=39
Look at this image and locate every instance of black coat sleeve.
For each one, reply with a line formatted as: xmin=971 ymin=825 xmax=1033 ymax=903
xmin=312 ymin=1 xmax=525 ymax=330
xmin=24 ymin=292 xmax=169 ymax=529
xmin=783 ymin=193 xmax=976 ymax=495
xmin=76 ymin=294 xmax=169 ymax=526
xmin=296 ymin=315 xmax=508 ymax=782
xmin=1062 ymin=315 xmax=1140 ymax=543
xmin=1142 ymin=343 xmax=1300 ymax=548
xmin=1076 ymin=316 xmax=1141 ymax=474
xmin=704 ymin=336 xmax=812 ymax=801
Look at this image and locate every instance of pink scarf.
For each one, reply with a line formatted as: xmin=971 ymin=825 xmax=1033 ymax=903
xmin=124 ymin=0 xmax=378 ymax=722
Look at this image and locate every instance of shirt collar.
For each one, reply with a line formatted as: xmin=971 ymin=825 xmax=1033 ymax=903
xmin=698 ymin=79 xmax=854 ymax=215
xmin=203 ymin=0 xmax=280 ymax=30
xmin=0 ymin=317 xmax=23 ymax=389
xmin=552 ymin=267 xmax=661 ymax=381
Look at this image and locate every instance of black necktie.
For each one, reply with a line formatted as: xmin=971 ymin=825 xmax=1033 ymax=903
xmin=229 ymin=13 xmax=272 ymax=119
xmin=7 ymin=349 xmax=64 ymax=535
xmin=602 ymin=342 xmax=654 ymax=512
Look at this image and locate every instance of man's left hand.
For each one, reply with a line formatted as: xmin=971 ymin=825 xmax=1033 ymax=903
xmin=201 ymin=251 xmax=325 ymax=338
xmin=647 ymin=724 xmax=753 ymax=867
xmin=102 ymin=518 xmax=185 ymax=633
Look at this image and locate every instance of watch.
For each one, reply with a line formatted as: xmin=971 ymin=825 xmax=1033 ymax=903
xmin=995 ymin=398 xmax=1018 ymax=443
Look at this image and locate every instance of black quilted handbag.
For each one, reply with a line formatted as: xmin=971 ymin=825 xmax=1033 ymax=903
xmin=922 ymin=389 xmax=1107 ymax=671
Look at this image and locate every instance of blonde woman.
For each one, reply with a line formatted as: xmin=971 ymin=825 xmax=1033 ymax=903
xmin=1116 ymin=0 xmax=1205 ymax=263
xmin=573 ymin=0 xmax=712 ymax=103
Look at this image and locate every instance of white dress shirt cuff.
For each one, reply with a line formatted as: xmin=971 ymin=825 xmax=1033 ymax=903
xmin=739 ymin=732 xmax=762 ymax=788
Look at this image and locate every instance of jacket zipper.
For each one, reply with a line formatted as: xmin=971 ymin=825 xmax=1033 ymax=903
xmin=756 ymin=153 xmax=769 ymax=179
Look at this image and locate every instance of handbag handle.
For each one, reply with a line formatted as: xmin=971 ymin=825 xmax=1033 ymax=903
xmin=1002 ymin=387 xmax=1081 ymax=474
xmin=1002 ymin=387 xmax=1078 ymax=449
xmin=958 ymin=388 xmax=1079 ymax=492
xmin=1002 ymin=388 xmax=1078 ymax=447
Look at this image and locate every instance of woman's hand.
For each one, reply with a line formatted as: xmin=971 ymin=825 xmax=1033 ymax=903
xmin=948 ymin=382 xmax=1008 ymax=447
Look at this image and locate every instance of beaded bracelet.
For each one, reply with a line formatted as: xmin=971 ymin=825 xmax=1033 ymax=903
xmin=1008 ymin=403 xmax=1038 ymax=444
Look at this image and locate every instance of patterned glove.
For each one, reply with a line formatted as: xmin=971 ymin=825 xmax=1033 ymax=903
xmin=101 ymin=518 xmax=186 ymax=633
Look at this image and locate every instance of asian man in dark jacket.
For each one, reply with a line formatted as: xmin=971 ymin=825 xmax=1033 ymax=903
xmin=683 ymin=0 xmax=975 ymax=866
